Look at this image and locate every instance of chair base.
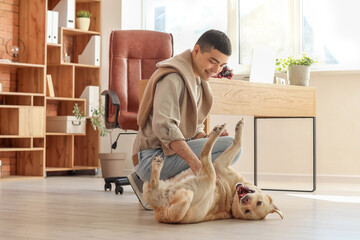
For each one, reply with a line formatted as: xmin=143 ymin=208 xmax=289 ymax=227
xmin=104 ymin=176 xmax=129 ymax=195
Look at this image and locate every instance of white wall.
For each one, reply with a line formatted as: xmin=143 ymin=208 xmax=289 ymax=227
xmin=101 ymin=0 xmax=136 ymax=176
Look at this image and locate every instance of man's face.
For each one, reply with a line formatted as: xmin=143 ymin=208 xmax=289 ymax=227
xmin=192 ymin=45 xmax=230 ymax=81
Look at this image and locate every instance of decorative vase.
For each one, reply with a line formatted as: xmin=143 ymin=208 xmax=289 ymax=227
xmin=287 ymin=65 xmax=311 ymax=87
xmin=76 ymin=17 xmax=90 ymax=31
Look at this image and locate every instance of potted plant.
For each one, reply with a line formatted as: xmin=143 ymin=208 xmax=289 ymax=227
xmin=76 ymin=10 xmax=91 ymax=31
xmin=276 ymin=53 xmax=317 ymax=86
xmin=73 ymin=103 xmax=126 ymax=193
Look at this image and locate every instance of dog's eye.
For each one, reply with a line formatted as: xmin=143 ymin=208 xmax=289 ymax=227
xmin=257 ymin=201 xmax=262 ymax=206
xmin=245 ymin=209 xmax=250 ymax=214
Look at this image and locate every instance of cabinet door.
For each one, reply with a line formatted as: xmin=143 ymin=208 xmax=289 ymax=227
xmin=18 ymin=107 xmax=45 ymax=136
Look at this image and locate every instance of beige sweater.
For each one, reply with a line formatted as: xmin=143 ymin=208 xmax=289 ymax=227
xmin=133 ymin=50 xmax=213 ymax=156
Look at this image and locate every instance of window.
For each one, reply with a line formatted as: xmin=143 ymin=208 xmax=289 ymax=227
xmin=238 ymin=0 xmax=292 ymax=65
xmin=144 ymin=0 xmax=228 ymax=55
xmin=303 ymin=0 xmax=360 ymax=68
xmin=124 ymin=0 xmax=360 ymax=71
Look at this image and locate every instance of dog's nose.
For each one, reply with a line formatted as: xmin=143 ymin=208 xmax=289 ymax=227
xmin=241 ymin=195 xmax=251 ymax=205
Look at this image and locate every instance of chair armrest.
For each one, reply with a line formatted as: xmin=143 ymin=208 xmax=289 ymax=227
xmin=101 ymin=90 xmax=120 ymax=129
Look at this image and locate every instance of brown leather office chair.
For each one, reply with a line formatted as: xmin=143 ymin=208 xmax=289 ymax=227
xmin=101 ymin=30 xmax=173 ymax=193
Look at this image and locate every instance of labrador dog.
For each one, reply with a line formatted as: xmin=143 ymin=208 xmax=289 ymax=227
xmin=143 ymin=119 xmax=283 ymax=223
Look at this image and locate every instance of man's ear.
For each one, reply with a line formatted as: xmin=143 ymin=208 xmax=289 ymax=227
xmin=193 ymin=44 xmax=200 ymax=55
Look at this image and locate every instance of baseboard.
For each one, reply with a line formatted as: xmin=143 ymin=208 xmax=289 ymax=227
xmin=241 ymin=172 xmax=360 ymax=184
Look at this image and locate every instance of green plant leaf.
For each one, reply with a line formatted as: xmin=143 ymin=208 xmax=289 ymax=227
xmin=77 ymin=10 xmax=91 ymax=18
xmin=275 ymin=53 xmax=317 ymax=73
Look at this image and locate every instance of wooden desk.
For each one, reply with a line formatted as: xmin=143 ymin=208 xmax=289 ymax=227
xmin=208 ymin=79 xmax=316 ymax=192
xmin=139 ymin=78 xmax=316 ymax=192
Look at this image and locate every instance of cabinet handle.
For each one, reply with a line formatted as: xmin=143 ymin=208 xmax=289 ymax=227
xmin=71 ymin=121 xmax=81 ymax=126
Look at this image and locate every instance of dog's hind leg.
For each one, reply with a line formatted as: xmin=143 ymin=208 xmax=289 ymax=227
xmin=199 ymin=124 xmax=226 ymax=178
xmin=156 ymin=188 xmax=194 ymax=223
xmin=214 ymin=118 xmax=244 ymax=168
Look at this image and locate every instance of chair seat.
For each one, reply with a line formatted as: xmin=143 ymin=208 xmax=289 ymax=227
xmin=118 ymin=111 xmax=138 ymax=131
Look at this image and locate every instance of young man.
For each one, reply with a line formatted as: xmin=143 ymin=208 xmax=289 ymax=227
xmin=129 ymin=29 xmax=242 ymax=210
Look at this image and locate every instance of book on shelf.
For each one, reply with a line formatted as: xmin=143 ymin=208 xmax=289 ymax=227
xmin=47 ymin=10 xmax=59 ymax=44
xmin=46 ymin=74 xmax=55 ymax=97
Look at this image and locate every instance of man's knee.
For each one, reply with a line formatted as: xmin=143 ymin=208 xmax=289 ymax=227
xmin=216 ymin=136 xmax=234 ymax=150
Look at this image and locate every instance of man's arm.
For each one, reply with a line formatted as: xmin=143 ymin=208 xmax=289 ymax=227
xmin=169 ymin=140 xmax=201 ymax=175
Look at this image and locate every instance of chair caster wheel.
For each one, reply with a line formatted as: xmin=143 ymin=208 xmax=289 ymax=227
xmin=104 ymin=182 xmax=112 ymax=191
xmin=115 ymin=185 xmax=124 ymax=195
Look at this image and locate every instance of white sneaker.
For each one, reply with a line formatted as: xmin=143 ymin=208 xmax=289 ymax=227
xmin=127 ymin=172 xmax=153 ymax=211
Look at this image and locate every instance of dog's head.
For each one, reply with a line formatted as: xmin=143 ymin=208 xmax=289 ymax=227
xmin=231 ymin=183 xmax=283 ymax=220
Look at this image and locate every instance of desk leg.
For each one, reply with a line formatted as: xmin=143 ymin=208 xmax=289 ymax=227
xmin=254 ymin=117 xmax=316 ymax=192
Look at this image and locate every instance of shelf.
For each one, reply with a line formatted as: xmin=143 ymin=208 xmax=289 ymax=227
xmin=0 ymin=61 xmax=45 ymax=69
xmin=0 ymin=135 xmax=44 ymax=138
xmin=73 ymin=166 xmax=99 ymax=170
xmin=46 ymin=132 xmax=86 ymax=136
xmin=62 ymin=27 xmax=100 ymax=36
xmin=47 ymin=43 xmax=61 ymax=48
xmin=47 ymin=62 xmax=100 ymax=68
xmin=45 ymin=166 xmax=99 ymax=172
xmin=70 ymin=63 xmax=100 ymax=68
xmin=0 ymin=92 xmax=44 ymax=97
xmin=0 ymin=148 xmax=44 ymax=152
xmin=0 ymin=176 xmax=44 ymax=181
xmin=76 ymin=0 xmax=101 ymax=3
xmin=0 ymin=136 xmax=44 ymax=139
xmin=46 ymin=167 xmax=75 ymax=172
xmin=46 ymin=97 xmax=86 ymax=102
xmin=0 ymin=105 xmax=28 ymax=108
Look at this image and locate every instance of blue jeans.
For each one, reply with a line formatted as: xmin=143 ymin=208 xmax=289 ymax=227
xmin=134 ymin=136 xmax=242 ymax=182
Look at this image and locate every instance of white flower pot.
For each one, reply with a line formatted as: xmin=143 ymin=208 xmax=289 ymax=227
xmin=287 ymin=65 xmax=311 ymax=87
xmin=76 ymin=17 xmax=90 ymax=31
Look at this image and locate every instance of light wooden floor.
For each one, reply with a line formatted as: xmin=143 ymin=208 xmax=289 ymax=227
xmin=1 ymin=176 xmax=360 ymax=240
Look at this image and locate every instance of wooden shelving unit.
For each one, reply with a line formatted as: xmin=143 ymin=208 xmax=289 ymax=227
xmin=0 ymin=0 xmax=46 ymax=180
xmin=45 ymin=0 xmax=101 ymax=173
xmin=0 ymin=0 xmax=101 ymax=180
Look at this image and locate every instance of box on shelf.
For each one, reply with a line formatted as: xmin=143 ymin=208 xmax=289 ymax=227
xmin=46 ymin=116 xmax=85 ymax=134
xmin=80 ymin=86 xmax=99 ymax=117
xmin=53 ymin=0 xmax=75 ymax=29
xmin=78 ymin=35 xmax=100 ymax=66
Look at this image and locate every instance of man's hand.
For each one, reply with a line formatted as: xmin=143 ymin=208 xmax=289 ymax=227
xmin=169 ymin=140 xmax=202 ymax=175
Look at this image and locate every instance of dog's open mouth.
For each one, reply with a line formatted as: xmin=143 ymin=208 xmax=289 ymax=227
xmin=236 ymin=183 xmax=255 ymax=200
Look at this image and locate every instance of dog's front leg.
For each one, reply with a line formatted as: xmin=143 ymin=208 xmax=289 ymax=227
xmin=214 ymin=119 xmax=244 ymax=168
xmin=150 ymin=156 xmax=163 ymax=189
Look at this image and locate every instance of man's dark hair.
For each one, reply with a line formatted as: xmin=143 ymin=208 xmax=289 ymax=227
xmin=195 ymin=29 xmax=232 ymax=56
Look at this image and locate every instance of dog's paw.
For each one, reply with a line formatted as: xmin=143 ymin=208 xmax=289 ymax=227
xmin=235 ymin=118 xmax=244 ymax=132
xmin=153 ymin=156 xmax=164 ymax=164
xmin=211 ymin=123 xmax=226 ymax=136
xmin=152 ymin=156 xmax=164 ymax=170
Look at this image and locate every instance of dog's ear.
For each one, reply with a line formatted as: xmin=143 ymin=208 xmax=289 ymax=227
xmin=267 ymin=195 xmax=284 ymax=219
xmin=270 ymin=203 xmax=284 ymax=219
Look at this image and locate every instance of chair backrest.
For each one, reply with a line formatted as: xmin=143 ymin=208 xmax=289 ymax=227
xmin=108 ymin=30 xmax=173 ymax=130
